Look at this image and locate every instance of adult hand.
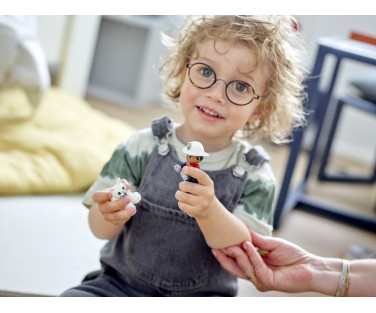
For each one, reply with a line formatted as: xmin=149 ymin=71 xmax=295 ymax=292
xmin=212 ymin=231 xmax=314 ymax=293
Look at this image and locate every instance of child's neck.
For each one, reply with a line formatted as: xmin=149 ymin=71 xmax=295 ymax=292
xmin=175 ymin=124 xmax=233 ymax=153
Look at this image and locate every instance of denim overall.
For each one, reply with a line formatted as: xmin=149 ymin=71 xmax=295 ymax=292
xmin=61 ymin=116 xmax=270 ymax=297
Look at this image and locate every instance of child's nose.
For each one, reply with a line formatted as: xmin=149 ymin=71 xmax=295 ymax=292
xmin=206 ymin=80 xmax=227 ymax=104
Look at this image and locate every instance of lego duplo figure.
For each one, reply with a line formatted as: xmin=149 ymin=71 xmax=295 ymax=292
xmin=174 ymin=141 xmax=209 ymax=183
xmin=107 ymin=178 xmax=141 ymax=209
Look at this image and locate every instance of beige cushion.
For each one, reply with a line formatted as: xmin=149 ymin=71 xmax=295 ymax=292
xmin=0 ymin=87 xmax=134 ymax=195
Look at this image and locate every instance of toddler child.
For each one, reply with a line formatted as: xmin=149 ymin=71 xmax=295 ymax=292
xmin=61 ymin=15 xmax=306 ymax=297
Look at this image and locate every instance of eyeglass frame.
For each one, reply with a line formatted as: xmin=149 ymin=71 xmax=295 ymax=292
xmin=186 ymin=62 xmax=263 ymax=106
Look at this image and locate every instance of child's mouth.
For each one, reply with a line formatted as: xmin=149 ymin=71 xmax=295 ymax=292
xmin=197 ymin=106 xmax=224 ymax=119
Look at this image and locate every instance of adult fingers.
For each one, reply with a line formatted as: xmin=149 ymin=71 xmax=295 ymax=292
xmin=211 ymin=248 xmax=248 ymax=280
xmin=250 ymin=230 xmax=282 ymax=251
xmin=242 ymin=241 xmax=268 ymax=275
xmin=226 ymin=245 xmax=256 ymax=281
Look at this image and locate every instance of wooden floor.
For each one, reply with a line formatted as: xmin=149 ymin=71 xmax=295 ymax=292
xmin=87 ymin=96 xmax=376 ymax=297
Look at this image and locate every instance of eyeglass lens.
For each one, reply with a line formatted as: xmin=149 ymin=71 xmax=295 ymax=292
xmin=188 ymin=63 xmax=255 ymax=105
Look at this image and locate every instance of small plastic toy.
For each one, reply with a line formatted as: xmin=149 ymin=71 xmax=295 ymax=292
xmin=108 ymin=178 xmax=141 ymax=209
xmin=174 ymin=141 xmax=209 ymax=183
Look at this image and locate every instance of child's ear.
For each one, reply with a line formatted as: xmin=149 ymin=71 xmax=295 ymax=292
xmin=179 ymin=66 xmax=188 ymax=86
xmin=248 ymin=109 xmax=262 ymax=124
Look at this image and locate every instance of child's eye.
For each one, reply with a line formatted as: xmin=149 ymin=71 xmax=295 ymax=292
xmin=234 ymin=81 xmax=248 ymax=93
xmin=201 ymin=67 xmax=213 ymax=78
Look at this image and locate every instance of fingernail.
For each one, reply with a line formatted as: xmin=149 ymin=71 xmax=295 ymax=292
xmin=128 ymin=206 xmax=136 ymax=214
xmin=226 ymin=248 xmax=233 ymax=255
xmin=211 ymin=249 xmax=217 ymax=257
xmin=242 ymin=241 xmax=251 ymax=250
xmin=122 ymin=197 xmax=130 ymax=203
xmin=182 ymin=166 xmax=188 ymax=174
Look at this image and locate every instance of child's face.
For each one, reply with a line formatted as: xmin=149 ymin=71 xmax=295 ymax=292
xmin=179 ymin=40 xmax=268 ymax=148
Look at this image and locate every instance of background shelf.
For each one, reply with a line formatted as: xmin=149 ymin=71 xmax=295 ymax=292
xmin=87 ymin=15 xmax=181 ymax=108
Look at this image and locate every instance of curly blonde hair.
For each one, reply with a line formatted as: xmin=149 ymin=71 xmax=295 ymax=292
xmin=160 ymin=15 xmax=307 ymax=144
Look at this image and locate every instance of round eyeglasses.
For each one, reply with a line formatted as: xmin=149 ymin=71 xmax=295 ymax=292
xmin=186 ymin=62 xmax=262 ymax=106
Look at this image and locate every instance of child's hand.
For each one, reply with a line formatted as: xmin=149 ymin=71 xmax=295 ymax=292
xmin=92 ymin=184 xmax=137 ymax=226
xmin=175 ymin=166 xmax=218 ymax=219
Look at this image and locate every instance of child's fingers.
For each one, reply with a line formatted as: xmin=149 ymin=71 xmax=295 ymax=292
xmin=178 ymin=181 xmax=201 ymax=196
xmin=92 ymin=191 xmax=112 ymax=203
xmin=176 ymin=185 xmax=212 ymax=209
xmin=178 ymin=173 xmax=214 ymax=198
xmin=175 ymin=189 xmax=197 ymax=215
xmin=177 ymin=184 xmax=213 ymax=210
xmin=182 ymin=166 xmax=213 ymax=186
xmin=104 ymin=205 xmax=137 ymax=224
xmin=121 ymin=179 xmax=131 ymax=189
xmin=100 ymin=197 xmax=131 ymax=214
xmin=176 ymin=199 xmax=196 ymax=217
xmin=175 ymin=189 xmax=194 ymax=203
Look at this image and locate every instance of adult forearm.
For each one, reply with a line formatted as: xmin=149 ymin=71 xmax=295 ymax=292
xmin=88 ymin=204 xmax=124 ymax=240
xmin=310 ymin=256 xmax=346 ymax=296
xmin=195 ymin=198 xmax=251 ymax=249
xmin=310 ymin=257 xmax=376 ymax=296
xmin=347 ymin=259 xmax=376 ymax=296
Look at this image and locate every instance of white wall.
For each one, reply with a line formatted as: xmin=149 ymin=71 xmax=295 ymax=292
xmin=36 ymin=15 xmax=376 ymax=165
xmin=37 ymin=15 xmax=101 ymax=97
xmin=36 ymin=15 xmax=67 ymax=66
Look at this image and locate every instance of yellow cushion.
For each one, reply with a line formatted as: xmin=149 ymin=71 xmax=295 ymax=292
xmin=0 ymin=87 xmax=135 ymax=195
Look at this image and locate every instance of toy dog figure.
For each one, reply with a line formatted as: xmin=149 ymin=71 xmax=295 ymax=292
xmin=108 ymin=178 xmax=141 ymax=209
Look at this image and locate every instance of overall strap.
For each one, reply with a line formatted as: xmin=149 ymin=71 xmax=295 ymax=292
xmin=245 ymin=145 xmax=270 ymax=167
xmin=151 ymin=115 xmax=174 ymax=156
xmin=232 ymin=145 xmax=270 ymax=178
xmin=151 ymin=115 xmax=174 ymax=139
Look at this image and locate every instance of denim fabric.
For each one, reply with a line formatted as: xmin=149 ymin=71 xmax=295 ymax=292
xmin=62 ymin=117 xmax=251 ymax=297
xmin=60 ymin=266 xmax=159 ymax=297
xmin=97 ymin=141 xmax=247 ymax=296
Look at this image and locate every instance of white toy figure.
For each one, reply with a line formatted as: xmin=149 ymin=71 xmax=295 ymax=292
xmin=108 ymin=178 xmax=141 ymax=209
